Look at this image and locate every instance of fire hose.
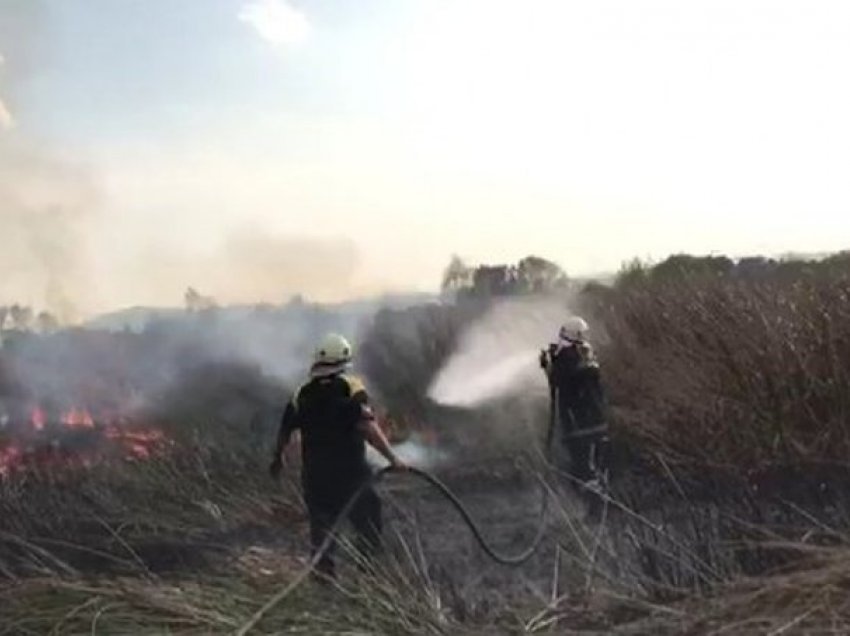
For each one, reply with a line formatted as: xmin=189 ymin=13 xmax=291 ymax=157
xmin=236 ymin=397 xmax=561 ymax=636
xmin=236 ymin=466 xmax=551 ymax=636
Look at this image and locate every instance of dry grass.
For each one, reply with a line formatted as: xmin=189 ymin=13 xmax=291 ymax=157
xmin=610 ymin=543 xmax=850 ymax=635
xmin=0 ymin=530 xmax=482 ymax=636
xmin=0 ymin=434 xmax=300 ymax=581
xmin=3 ymin=448 xmax=850 ymax=635
xmin=581 ymin=258 xmax=850 ymax=478
xmin=4 ymin=254 xmax=850 ymax=634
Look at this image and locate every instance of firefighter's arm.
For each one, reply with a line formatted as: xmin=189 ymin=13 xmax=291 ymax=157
xmin=345 ymin=376 xmax=408 ymax=470
xmin=360 ymin=418 xmax=408 ymax=470
xmin=270 ymin=400 xmax=297 ymax=478
xmin=539 ymin=349 xmax=549 ymax=371
xmin=540 ymin=344 xmax=558 ymax=373
xmin=355 ymin=400 xmax=407 ymax=470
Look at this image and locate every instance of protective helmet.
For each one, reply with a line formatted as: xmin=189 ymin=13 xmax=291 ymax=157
xmin=558 ymin=316 xmax=589 ymax=342
xmin=313 ymin=333 xmax=353 ymax=371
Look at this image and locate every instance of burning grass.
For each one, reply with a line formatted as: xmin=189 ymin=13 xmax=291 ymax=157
xmin=0 ymin=406 xmax=169 ymax=477
xmin=0 ymin=431 xmax=300 ymax=582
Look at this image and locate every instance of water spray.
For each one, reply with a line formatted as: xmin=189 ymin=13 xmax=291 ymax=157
xmin=428 ymin=296 xmax=571 ymax=408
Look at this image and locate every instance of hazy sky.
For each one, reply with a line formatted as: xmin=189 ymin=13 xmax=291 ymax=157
xmin=2 ymin=0 xmax=849 ymax=315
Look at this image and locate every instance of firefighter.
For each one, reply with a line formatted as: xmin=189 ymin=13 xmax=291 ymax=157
xmin=540 ymin=316 xmax=609 ymax=503
xmin=270 ymin=333 xmax=407 ymax=580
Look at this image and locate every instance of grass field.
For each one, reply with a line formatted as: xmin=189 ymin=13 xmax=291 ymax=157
xmin=2 ymin=254 xmax=850 ymax=634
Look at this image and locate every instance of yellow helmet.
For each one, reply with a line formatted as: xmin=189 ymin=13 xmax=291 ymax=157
xmin=312 ymin=333 xmax=353 ymax=375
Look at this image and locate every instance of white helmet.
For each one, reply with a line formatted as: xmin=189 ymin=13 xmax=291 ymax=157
xmin=312 ymin=333 xmax=353 ymax=375
xmin=558 ymin=316 xmax=589 ymax=342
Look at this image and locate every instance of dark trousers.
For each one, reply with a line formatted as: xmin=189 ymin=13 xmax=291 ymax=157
xmin=563 ymin=433 xmax=607 ymax=483
xmin=303 ymin=474 xmax=382 ymax=577
xmin=556 ymin=400 xmax=608 ymax=484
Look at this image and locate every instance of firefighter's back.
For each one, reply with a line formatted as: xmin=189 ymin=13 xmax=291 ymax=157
xmin=295 ymin=374 xmax=369 ymax=480
xmin=550 ymin=342 xmax=606 ymax=432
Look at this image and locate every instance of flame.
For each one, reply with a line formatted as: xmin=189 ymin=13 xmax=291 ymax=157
xmin=129 ymin=443 xmax=151 ymax=459
xmin=30 ymin=407 xmax=46 ymax=431
xmin=61 ymin=407 xmax=95 ymax=429
xmin=122 ymin=430 xmax=165 ymax=444
xmin=1 ymin=407 xmax=171 ymax=478
xmin=0 ymin=445 xmax=23 ymax=476
xmin=108 ymin=427 xmax=167 ymax=459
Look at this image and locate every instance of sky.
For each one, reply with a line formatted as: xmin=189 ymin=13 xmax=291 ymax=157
xmin=1 ymin=0 xmax=849 ymax=316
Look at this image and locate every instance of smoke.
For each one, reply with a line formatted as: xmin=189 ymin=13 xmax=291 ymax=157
xmin=428 ymin=296 xmax=572 ymax=408
xmin=0 ymin=3 xmax=363 ymax=319
xmin=0 ymin=0 xmax=404 ymax=429
xmin=367 ymin=432 xmax=449 ymax=470
xmin=0 ymin=302 xmax=374 ymax=426
xmin=0 ymin=2 xmax=421 ymax=318
xmin=171 ymin=296 xmax=376 ymax=385
xmin=0 ymin=4 xmax=99 ymax=320
xmin=0 ymin=142 xmax=100 ymax=319
xmin=120 ymin=228 xmax=362 ymax=309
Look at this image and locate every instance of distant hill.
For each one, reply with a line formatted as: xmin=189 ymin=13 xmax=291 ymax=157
xmin=84 ymin=292 xmax=439 ymax=333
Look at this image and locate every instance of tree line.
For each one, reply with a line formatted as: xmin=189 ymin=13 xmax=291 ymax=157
xmin=0 ymin=305 xmax=60 ymax=334
xmin=441 ymin=254 xmax=569 ymax=297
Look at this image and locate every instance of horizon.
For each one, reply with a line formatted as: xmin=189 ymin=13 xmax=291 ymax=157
xmin=4 ymin=246 xmax=843 ymax=326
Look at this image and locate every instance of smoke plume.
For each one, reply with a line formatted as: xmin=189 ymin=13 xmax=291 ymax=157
xmin=0 ymin=142 xmax=99 ymax=319
xmin=121 ymin=228 xmax=362 ymax=310
xmin=0 ymin=2 xmax=372 ymax=317
xmin=0 ymin=2 xmax=411 ymax=320
xmin=0 ymin=4 xmax=99 ymax=320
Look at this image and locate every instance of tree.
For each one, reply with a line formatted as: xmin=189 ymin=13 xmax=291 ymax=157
xmin=517 ymin=256 xmax=568 ymax=292
xmin=184 ymin=287 xmax=217 ymax=312
xmin=650 ymin=254 xmax=734 ymax=282
xmin=440 ymin=254 xmax=569 ymax=298
xmin=615 ymin=258 xmax=650 ymax=289
xmin=441 ymin=255 xmax=472 ymax=293
xmin=471 ymin=265 xmax=520 ymax=296
xmin=36 ymin=311 xmax=60 ymax=333
xmin=9 ymin=305 xmax=33 ymax=331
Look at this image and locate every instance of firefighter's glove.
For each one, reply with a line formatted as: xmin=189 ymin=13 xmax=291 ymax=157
xmin=539 ymin=349 xmax=548 ymax=370
xmin=389 ymin=454 xmax=410 ymax=472
xmin=269 ymin=456 xmax=283 ymax=479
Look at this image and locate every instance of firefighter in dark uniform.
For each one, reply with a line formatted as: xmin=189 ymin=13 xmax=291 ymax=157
xmin=540 ymin=316 xmax=609 ymax=503
xmin=270 ymin=333 xmax=407 ymax=579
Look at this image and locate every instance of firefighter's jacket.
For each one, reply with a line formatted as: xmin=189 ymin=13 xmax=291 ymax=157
xmin=541 ymin=340 xmax=608 ymax=439
xmin=275 ymin=373 xmax=374 ymax=485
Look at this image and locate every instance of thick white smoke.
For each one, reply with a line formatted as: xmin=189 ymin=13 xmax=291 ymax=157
xmin=428 ymin=296 xmax=572 ymax=408
xmin=366 ymin=432 xmax=450 ymax=470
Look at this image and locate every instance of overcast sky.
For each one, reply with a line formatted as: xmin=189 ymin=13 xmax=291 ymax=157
xmin=2 ymin=0 xmax=849 ymax=315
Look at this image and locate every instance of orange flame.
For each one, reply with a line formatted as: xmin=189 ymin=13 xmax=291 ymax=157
xmin=61 ymin=407 xmax=95 ymax=429
xmin=31 ymin=407 xmax=46 ymax=431
xmin=2 ymin=407 xmax=170 ymax=478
